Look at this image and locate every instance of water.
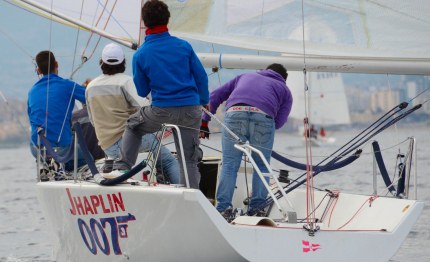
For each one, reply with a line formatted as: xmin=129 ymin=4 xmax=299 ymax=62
xmin=0 ymin=147 xmax=52 ymax=262
xmin=0 ymin=126 xmax=429 ymax=261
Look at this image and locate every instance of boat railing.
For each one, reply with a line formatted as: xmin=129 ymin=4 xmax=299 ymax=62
xmin=160 ymin=124 xmax=191 ymax=188
xmin=234 ymin=143 xmax=297 ymax=222
xmin=405 ymin=137 xmax=417 ymax=199
xmin=73 ymin=127 xmax=79 ymax=182
xmin=372 ymin=137 xmax=417 ymax=199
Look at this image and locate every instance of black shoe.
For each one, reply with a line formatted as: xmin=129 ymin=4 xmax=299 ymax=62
xmin=39 ymin=168 xmax=50 ymax=181
xmin=220 ymin=207 xmax=234 ymax=222
xmin=248 ymin=209 xmax=267 ymax=217
xmin=112 ymin=161 xmax=131 ymax=171
xmin=101 ymin=159 xmax=114 ymax=173
xmin=255 ymin=210 xmax=267 ymax=217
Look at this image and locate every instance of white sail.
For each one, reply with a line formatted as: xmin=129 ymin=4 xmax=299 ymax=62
xmin=170 ymin=0 xmax=430 ymax=58
xmin=289 ymin=72 xmax=351 ymax=126
xmin=15 ymin=0 xmax=430 ymax=74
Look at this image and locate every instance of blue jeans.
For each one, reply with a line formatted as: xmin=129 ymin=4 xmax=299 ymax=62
xmin=215 ymin=111 xmax=275 ymax=212
xmin=105 ymin=133 xmax=180 ymax=184
xmin=30 ymin=144 xmax=87 ymax=171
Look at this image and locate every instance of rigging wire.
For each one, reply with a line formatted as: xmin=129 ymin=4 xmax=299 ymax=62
xmin=300 ymin=0 xmax=317 ymax=228
xmin=80 ymin=0 xmax=118 ymax=64
xmin=69 ymin=0 xmax=85 ymax=80
xmin=409 ymin=84 xmax=430 ymax=104
xmin=385 ymin=74 xmax=404 ymax=194
xmin=0 ymin=27 xmax=34 ymax=59
xmin=258 ymin=0 xmax=265 ymax=39
xmin=45 ymin=0 xmax=54 ymax=145
xmin=54 ymin=0 xmax=87 ymax=145
xmin=95 ymin=0 xmax=135 ymax=41
xmin=138 ymin=0 xmax=144 ymax=46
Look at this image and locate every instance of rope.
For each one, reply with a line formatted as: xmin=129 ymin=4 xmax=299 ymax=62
xmin=81 ymin=0 xmax=118 ymax=63
xmin=300 ymin=0 xmax=317 ymax=227
xmin=337 ymin=195 xmax=379 ymax=230
xmin=96 ymin=0 xmax=135 ymax=40
xmin=69 ymin=0 xmax=85 ymax=80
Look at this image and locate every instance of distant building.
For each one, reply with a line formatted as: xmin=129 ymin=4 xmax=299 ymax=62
xmin=345 ymin=85 xmax=370 ymax=113
xmin=422 ymin=98 xmax=430 ymax=114
xmin=370 ymin=90 xmax=400 ymax=113
xmin=406 ymin=81 xmax=418 ymax=106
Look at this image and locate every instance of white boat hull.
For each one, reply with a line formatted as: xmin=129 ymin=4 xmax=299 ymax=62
xmin=37 ymin=181 xmax=423 ymax=262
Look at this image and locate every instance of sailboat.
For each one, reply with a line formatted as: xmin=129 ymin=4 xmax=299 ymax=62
xmin=11 ymin=0 xmax=429 ymax=261
xmin=289 ymin=71 xmax=349 ymax=147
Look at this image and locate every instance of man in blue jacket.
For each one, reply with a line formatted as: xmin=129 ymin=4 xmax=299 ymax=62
xmin=201 ymin=63 xmax=293 ymax=217
xmin=114 ymin=0 xmax=209 ymax=189
xmin=27 ymin=50 xmax=87 ymax=171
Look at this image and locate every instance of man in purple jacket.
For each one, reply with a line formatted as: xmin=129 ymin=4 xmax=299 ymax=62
xmin=200 ymin=63 xmax=293 ymax=217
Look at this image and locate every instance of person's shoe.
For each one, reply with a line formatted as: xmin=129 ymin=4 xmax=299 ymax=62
xmin=248 ymin=208 xmax=267 ymax=217
xmin=112 ymin=161 xmax=130 ymax=171
xmin=39 ymin=168 xmax=50 ymax=182
xmin=255 ymin=210 xmax=267 ymax=217
xmin=100 ymin=159 xmax=114 ymax=173
xmin=101 ymin=169 xmax=128 ymax=179
xmin=220 ymin=207 xmax=234 ymax=222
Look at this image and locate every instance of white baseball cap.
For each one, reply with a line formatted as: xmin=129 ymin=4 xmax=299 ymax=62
xmin=102 ymin=43 xmax=125 ymax=65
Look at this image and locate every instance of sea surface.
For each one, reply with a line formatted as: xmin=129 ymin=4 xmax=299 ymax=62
xmin=0 ymin=126 xmax=429 ymax=261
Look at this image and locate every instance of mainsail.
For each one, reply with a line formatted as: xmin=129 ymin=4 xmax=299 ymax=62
xmin=14 ymin=0 xmax=430 ymax=74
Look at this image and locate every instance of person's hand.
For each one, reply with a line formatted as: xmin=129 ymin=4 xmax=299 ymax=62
xmin=199 ymin=120 xmax=210 ymax=139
